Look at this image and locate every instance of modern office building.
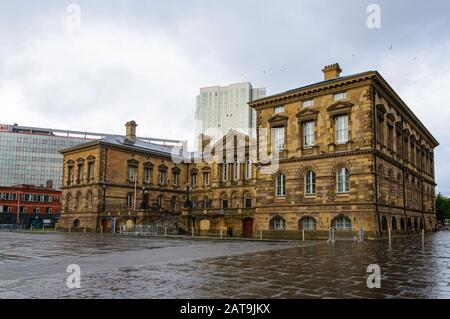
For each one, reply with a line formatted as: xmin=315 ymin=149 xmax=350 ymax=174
xmin=194 ymin=82 xmax=265 ymax=150
xmin=0 ymin=123 xmax=183 ymax=190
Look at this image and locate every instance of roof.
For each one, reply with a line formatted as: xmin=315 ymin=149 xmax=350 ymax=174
xmin=250 ymin=71 xmax=373 ymax=105
xmin=59 ymin=135 xmax=182 ymax=158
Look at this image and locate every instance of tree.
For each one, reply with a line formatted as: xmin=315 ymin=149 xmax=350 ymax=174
xmin=436 ymin=193 xmax=450 ymax=226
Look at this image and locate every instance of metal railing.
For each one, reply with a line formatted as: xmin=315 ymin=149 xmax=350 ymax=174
xmin=120 ymin=224 xmax=179 ymax=236
xmin=0 ymin=224 xmax=25 ymax=231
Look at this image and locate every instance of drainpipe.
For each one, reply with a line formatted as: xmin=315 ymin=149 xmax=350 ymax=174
xmin=371 ymin=86 xmax=382 ymax=238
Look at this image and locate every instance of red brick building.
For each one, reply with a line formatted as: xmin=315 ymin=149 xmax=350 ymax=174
xmin=0 ymin=184 xmax=61 ymax=226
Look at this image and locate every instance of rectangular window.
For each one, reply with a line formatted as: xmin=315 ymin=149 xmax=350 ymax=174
xmin=272 ymin=127 xmax=285 ymax=152
xmin=87 ymin=162 xmax=94 ymax=180
xmin=172 ymin=173 xmax=179 ymax=186
xmin=303 ymin=99 xmax=314 ymax=108
xmin=245 ymin=157 xmax=252 ymax=179
xmin=159 ymin=171 xmax=166 ymax=185
xmin=191 ymin=174 xmax=197 ymax=187
xmin=144 ymin=168 xmax=152 ymax=183
xmin=335 ymin=115 xmax=349 ymax=144
xmin=77 ymin=164 xmax=83 ymax=182
xmin=222 ymin=163 xmax=228 ymax=181
xmin=68 ymin=166 xmax=74 ymax=185
xmin=245 ymin=198 xmax=252 ymax=208
xmin=128 ymin=166 xmax=137 ymax=182
xmin=274 ymin=106 xmax=285 ymax=113
xmin=203 ymin=172 xmax=209 ymax=186
xmin=233 ymin=163 xmax=240 ymax=180
xmin=334 ymin=92 xmax=347 ymax=101
xmin=387 ymin=125 xmax=394 ymax=150
xmin=303 ymin=121 xmax=315 ymax=148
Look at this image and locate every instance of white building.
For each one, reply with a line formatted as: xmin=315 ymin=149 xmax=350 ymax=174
xmin=195 ymin=82 xmax=265 ymax=150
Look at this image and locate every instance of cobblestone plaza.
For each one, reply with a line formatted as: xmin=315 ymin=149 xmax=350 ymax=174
xmin=0 ymin=231 xmax=449 ymax=299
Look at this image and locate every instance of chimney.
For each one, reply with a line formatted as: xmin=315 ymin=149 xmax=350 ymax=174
xmin=322 ymin=63 xmax=342 ymax=81
xmin=125 ymin=121 xmax=137 ymax=142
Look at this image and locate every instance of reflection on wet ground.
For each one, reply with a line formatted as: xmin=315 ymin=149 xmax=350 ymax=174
xmin=0 ymin=231 xmax=449 ymax=298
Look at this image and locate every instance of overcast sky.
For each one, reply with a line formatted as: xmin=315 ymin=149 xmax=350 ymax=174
xmin=0 ymin=0 xmax=449 ymax=195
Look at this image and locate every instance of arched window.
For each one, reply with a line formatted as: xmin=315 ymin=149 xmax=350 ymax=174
xmin=204 ymin=196 xmax=212 ymax=209
xmin=76 ymin=192 xmax=83 ymax=210
xmin=407 ymin=218 xmax=412 ymax=230
xmin=231 ymin=192 xmax=239 ymax=208
xmin=66 ymin=193 xmax=72 ymax=211
xmin=337 ymin=168 xmax=350 ymax=194
xmin=333 ymin=216 xmax=352 ymax=231
xmin=86 ymin=191 xmax=93 ymax=209
xmin=392 ymin=217 xmax=398 ymax=231
xmin=381 ymin=216 xmax=388 ymax=231
xmin=157 ymin=195 xmax=164 ymax=208
xmin=305 ymin=171 xmax=316 ymax=196
xmin=270 ymin=216 xmax=286 ymax=231
xmin=244 ymin=192 xmax=252 ymax=208
xmin=400 ymin=217 xmax=406 ymax=230
xmin=221 ymin=193 xmax=228 ymax=209
xmin=171 ymin=196 xmax=177 ymax=210
xmin=299 ymin=217 xmax=316 ymax=231
xmin=414 ymin=218 xmax=418 ymax=230
xmin=126 ymin=193 xmax=134 ymax=208
xmin=276 ymin=174 xmax=286 ymax=198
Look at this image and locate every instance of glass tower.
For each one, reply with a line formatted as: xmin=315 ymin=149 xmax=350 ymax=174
xmin=0 ymin=124 xmax=100 ymax=190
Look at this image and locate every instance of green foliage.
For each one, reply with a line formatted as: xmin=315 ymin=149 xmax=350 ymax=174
xmin=436 ymin=193 xmax=450 ymax=224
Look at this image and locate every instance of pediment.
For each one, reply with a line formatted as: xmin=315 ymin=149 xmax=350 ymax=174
xmin=127 ymin=159 xmax=139 ymax=166
xmin=86 ymin=155 xmax=96 ymax=162
xmin=158 ymin=164 xmax=168 ymax=171
xmin=327 ymin=101 xmax=354 ymax=112
xmin=143 ymin=161 xmax=154 ymax=168
xmin=202 ymin=166 xmax=211 ymax=172
xmin=296 ymin=109 xmax=319 ymax=118
xmin=268 ymin=114 xmax=289 ymax=123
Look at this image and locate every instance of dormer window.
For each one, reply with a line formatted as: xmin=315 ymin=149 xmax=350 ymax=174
xmin=334 ymin=92 xmax=347 ymax=101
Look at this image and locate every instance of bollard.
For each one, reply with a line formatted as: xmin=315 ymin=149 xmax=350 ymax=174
xmin=191 ymin=226 xmax=194 ymax=237
xmin=302 ymin=228 xmax=305 ymax=242
xmin=84 ymin=226 xmax=87 ymax=233
xmin=165 ymin=227 xmax=167 ymax=237
xmin=68 ymin=227 xmax=71 ymax=233
xmin=31 ymin=225 xmax=33 ymax=231
xmin=259 ymin=229 xmax=263 ymax=240
xmin=101 ymin=226 xmax=103 ymax=234
xmin=422 ymin=229 xmax=425 ymax=249
xmin=220 ymin=228 xmax=223 ymax=239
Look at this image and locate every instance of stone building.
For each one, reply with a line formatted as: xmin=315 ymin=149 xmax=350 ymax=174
xmin=58 ymin=64 xmax=439 ymax=238
xmin=58 ymin=121 xmax=188 ymax=232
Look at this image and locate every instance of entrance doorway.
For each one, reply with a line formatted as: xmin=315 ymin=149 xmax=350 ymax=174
xmin=243 ymin=218 xmax=253 ymax=238
xmin=101 ymin=218 xmax=108 ymax=231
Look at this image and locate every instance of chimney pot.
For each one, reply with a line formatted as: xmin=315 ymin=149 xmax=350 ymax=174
xmin=125 ymin=121 xmax=137 ymax=142
xmin=322 ymin=63 xmax=342 ymax=81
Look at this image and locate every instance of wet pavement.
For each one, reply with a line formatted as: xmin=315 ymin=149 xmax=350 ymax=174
xmin=0 ymin=231 xmax=449 ymax=299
